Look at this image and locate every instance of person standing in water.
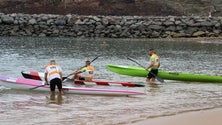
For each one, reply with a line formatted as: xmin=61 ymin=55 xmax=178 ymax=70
xmin=44 ymin=60 xmax=64 ymax=95
xmin=145 ymin=49 xmax=160 ymax=83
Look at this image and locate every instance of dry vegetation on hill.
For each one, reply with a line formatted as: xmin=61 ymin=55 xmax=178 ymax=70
xmin=0 ymin=0 xmax=221 ymax=16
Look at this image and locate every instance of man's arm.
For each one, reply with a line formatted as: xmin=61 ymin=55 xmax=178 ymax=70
xmin=59 ymin=72 xmax=63 ymax=81
xmin=44 ymin=73 xmax=49 ymax=85
xmin=146 ymin=61 xmax=154 ymax=70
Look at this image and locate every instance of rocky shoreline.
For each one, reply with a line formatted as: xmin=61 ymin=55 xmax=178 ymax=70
xmin=0 ymin=13 xmax=221 ymax=38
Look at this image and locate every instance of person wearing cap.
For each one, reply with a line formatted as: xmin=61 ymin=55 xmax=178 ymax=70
xmin=145 ymin=49 xmax=160 ymax=83
xmin=44 ymin=60 xmax=64 ymax=95
xmin=73 ymin=60 xmax=94 ymax=81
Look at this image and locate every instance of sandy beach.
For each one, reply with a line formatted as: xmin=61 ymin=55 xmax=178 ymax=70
xmin=131 ymin=108 xmax=222 ymax=125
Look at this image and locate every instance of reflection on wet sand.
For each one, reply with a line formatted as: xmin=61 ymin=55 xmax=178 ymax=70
xmin=146 ymin=84 xmax=161 ymax=95
xmin=47 ymin=94 xmax=63 ymax=105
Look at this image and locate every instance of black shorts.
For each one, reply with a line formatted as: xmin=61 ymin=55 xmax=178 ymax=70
xmin=79 ymin=76 xmax=85 ymax=80
xmin=147 ymin=69 xmax=158 ymax=79
xmin=50 ymin=78 xmax=62 ymax=91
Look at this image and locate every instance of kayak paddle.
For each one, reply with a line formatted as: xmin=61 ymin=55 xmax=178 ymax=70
xmin=29 ymin=82 xmax=48 ymax=90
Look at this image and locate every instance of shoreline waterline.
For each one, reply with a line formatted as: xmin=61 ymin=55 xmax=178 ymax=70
xmin=131 ymin=107 xmax=222 ymax=125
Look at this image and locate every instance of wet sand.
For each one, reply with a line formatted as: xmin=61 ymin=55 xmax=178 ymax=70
xmin=131 ymin=108 xmax=222 ymax=125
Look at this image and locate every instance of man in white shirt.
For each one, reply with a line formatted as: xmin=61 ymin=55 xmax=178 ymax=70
xmin=44 ymin=60 xmax=63 ymax=95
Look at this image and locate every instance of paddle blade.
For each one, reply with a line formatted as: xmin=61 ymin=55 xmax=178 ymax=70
xmin=134 ymin=84 xmax=145 ymax=87
xmin=62 ymin=77 xmax=67 ymax=80
xmin=156 ymin=76 xmax=164 ymax=83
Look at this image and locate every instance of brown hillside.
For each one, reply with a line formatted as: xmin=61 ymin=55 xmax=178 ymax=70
xmin=0 ymin=0 xmax=221 ymax=16
xmin=0 ymin=0 xmax=180 ymax=16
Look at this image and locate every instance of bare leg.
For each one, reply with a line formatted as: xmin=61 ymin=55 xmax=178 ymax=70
xmin=146 ymin=77 xmax=156 ymax=84
xmin=51 ymin=91 xmax=55 ymax=96
xmin=146 ymin=78 xmax=151 ymax=83
xmin=59 ymin=89 xmax=64 ymax=95
xmin=151 ymin=78 xmax=156 ymax=82
xmin=73 ymin=73 xmax=80 ymax=80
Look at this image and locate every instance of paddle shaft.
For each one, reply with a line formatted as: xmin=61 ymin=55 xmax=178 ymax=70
xmin=79 ymin=55 xmax=100 ymax=69
xmin=127 ymin=57 xmax=164 ymax=83
xmin=127 ymin=57 xmax=145 ymax=68
xmin=62 ymin=73 xmax=73 ymax=81
xmin=29 ymin=82 xmax=47 ymax=90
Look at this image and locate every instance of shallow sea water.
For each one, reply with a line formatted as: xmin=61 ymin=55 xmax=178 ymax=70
xmin=0 ymin=37 xmax=222 ymax=125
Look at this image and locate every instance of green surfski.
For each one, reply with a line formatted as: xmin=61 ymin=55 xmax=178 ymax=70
xmin=106 ymin=64 xmax=222 ymax=83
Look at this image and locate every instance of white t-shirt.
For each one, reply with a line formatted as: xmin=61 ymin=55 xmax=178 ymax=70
xmin=44 ymin=64 xmax=62 ymax=81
